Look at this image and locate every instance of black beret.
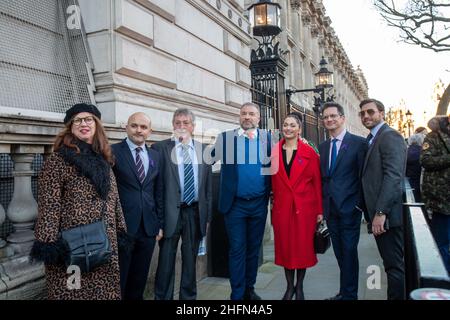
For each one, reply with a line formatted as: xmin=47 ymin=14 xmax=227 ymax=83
xmin=64 ymin=103 xmax=101 ymax=124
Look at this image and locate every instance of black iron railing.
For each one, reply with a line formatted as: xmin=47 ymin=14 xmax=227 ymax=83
xmin=403 ymin=178 xmax=450 ymax=297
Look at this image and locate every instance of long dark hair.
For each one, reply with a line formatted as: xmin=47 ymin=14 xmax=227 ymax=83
xmin=53 ymin=115 xmax=114 ymax=165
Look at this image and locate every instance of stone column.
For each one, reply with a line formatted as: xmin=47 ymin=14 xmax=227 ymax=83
xmin=6 ymin=145 xmax=44 ymax=255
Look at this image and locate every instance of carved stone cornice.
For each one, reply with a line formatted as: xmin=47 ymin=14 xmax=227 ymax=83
xmin=301 ymin=12 xmax=311 ymax=26
xmin=310 ymin=23 xmax=320 ymax=38
xmin=291 ymin=0 xmax=301 ymax=11
xmin=318 ymin=34 xmax=326 ymax=47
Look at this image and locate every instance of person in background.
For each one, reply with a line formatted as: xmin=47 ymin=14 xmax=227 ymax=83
xmin=406 ymin=133 xmax=425 ymax=202
xmin=420 ymin=115 xmax=450 ymax=274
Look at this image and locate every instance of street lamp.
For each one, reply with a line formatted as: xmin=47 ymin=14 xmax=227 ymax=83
xmin=285 ymin=56 xmax=334 ymax=143
xmin=406 ymin=109 xmax=413 ymax=137
xmin=248 ymin=0 xmax=282 ymax=38
xmin=248 ymin=0 xmax=282 ymax=61
xmin=248 ymin=0 xmax=287 ymax=131
xmin=285 ymin=56 xmax=335 ymax=113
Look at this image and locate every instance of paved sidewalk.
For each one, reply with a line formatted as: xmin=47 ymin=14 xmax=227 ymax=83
xmin=197 ymin=222 xmax=387 ymax=300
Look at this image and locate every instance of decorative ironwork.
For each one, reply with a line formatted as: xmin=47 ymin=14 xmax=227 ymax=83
xmin=248 ymin=0 xmax=286 ymax=130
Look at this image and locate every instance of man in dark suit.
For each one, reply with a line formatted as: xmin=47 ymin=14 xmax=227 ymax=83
xmin=213 ymin=102 xmax=272 ymax=300
xmin=112 ymin=112 xmax=163 ymax=300
xmin=153 ymin=108 xmax=212 ymax=300
xmin=319 ymin=102 xmax=367 ymax=300
xmin=359 ymin=98 xmax=407 ymax=300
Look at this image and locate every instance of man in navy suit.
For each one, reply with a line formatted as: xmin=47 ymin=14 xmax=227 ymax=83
xmin=319 ymin=102 xmax=367 ymax=300
xmin=213 ymin=102 xmax=272 ymax=300
xmin=112 ymin=112 xmax=163 ymax=300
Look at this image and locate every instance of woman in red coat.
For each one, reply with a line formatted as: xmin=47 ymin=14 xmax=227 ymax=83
xmin=271 ymin=113 xmax=323 ymax=300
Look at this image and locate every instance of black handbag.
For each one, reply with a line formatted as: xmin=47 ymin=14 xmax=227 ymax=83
xmin=61 ymin=202 xmax=112 ymax=273
xmin=314 ymin=220 xmax=331 ymax=254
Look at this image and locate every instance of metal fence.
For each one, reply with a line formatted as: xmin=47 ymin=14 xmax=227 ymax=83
xmin=0 ymin=0 xmax=94 ymax=113
xmin=251 ymin=74 xmax=278 ymax=131
xmin=289 ymin=105 xmax=327 ymax=147
xmin=403 ymin=178 xmax=450 ymax=296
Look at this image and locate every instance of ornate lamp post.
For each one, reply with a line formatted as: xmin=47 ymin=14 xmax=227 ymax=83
xmin=285 ymin=56 xmax=334 ymax=142
xmin=286 ymin=56 xmax=334 ymax=112
xmin=406 ymin=109 xmax=413 ymax=137
xmin=248 ymin=0 xmax=282 ymax=38
xmin=248 ymin=0 xmax=287 ymax=130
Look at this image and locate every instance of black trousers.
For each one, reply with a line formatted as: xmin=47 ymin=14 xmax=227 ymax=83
xmin=374 ymin=226 xmax=406 ymax=300
xmin=119 ymin=222 xmax=156 ymax=300
xmin=154 ymin=204 xmax=201 ymax=300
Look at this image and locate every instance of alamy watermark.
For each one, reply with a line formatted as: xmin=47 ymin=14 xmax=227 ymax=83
xmin=66 ymin=5 xmax=81 ymax=30
xmin=66 ymin=265 xmax=81 ymax=290
xmin=366 ymin=265 xmax=381 ymax=290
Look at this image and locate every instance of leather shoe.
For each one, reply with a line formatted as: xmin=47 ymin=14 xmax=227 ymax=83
xmin=244 ymin=289 xmax=262 ymax=300
xmin=325 ymin=293 xmax=343 ymax=300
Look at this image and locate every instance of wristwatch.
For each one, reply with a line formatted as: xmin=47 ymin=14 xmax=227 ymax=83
xmin=375 ymin=211 xmax=386 ymax=217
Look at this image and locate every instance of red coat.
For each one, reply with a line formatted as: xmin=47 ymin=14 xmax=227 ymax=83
xmin=271 ymin=139 xmax=323 ymax=269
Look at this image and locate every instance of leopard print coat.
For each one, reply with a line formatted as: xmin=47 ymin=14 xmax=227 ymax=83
xmin=31 ymin=142 xmax=130 ymax=300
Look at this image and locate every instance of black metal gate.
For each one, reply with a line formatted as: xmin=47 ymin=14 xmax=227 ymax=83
xmin=251 ymin=72 xmax=278 ymax=130
xmin=249 ymin=42 xmax=287 ymax=131
xmin=289 ymin=104 xmax=327 ymax=147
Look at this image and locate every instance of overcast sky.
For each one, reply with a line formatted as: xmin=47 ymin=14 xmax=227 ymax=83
xmin=322 ymin=0 xmax=450 ymax=126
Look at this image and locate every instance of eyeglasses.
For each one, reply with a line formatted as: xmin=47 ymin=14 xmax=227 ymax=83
xmin=358 ymin=109 xmax=377 ymax=118
xmin=174 ymin=120 xmax=193 ymax=127
xmin=321 ymin=114 xmax=341 ymax=120
xmin=72 ymin=116 xmax=94 ymax=126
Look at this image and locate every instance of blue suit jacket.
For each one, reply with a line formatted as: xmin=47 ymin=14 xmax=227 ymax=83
xmin=111 ymin=139 xmax=163 ymax=236
xmin=319 ymin=132 xmax=367 ymax=219
xmin=214 ymin=129 xmax=272 ymax=214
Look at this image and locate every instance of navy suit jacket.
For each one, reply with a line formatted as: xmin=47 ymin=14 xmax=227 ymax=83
xmin=112 ymin=139 xmax=163 ymax=236
xmin=214 ymin=129 xmax=272 ymax=214
xmin=319 ymin=132 xmax=367 ymax=219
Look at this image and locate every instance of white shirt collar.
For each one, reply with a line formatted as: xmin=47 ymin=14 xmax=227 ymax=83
xmin=126 ymin=137 xmax=146 ymax=151
xmin=174 ymin=137 xmax=194 ymax=149
xmin=331 ymin=129 xmax=347 ymax=142
xmin=238 ymin=127 xmax=258 ymax=138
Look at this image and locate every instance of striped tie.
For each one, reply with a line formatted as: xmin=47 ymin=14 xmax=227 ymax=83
xmin=182 ymin=144 xmax=195 ymax=205
xmin=135 ymin=147 xmax=145 ymax=184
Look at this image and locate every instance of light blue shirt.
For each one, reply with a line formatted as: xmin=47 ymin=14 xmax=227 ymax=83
xmin=369 ymin=121 xmax=385 ymax=145
xmin=174 ymin=138 xmax=199 ymax=202
xmin=126 ymin=138 xmax=149 ymax=176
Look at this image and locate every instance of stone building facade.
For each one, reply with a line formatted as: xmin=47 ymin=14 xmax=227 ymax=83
xmin=251 ymin=0 xmax=368 ymax=135
xmin=0 ymin=0 xmax=368 ymax=299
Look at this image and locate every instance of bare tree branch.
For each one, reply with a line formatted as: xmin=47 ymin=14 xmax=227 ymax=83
xmin=374 ymin=0 xmax=450 ymax=52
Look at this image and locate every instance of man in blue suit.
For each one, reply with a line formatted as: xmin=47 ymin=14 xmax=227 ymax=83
xmin=213 ymin=102 xmax=272 ymax=300
xmin=112 ymin=112 xmax=163 ymax=300
xmin=319 ymin=102 xmax=367 ymax=300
